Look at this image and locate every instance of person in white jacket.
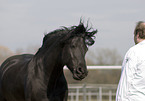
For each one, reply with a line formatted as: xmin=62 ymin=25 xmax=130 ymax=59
xmin=116 ymin=21 xmax=145 ymax=101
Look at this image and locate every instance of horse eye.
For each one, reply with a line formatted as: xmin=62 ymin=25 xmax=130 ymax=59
xmin=71 ymin=45 xmax=76 ymax=48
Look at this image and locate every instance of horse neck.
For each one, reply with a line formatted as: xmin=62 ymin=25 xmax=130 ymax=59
xmin=33 ymin=45 xmax=64 ymax=82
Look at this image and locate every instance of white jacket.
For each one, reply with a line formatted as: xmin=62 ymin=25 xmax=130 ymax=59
xmin=116 ymin=40 xmax=145 ymax=101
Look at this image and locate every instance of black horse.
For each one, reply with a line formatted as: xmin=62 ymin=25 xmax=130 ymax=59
xmin=0 ymin=22 xmax=97 ymax=101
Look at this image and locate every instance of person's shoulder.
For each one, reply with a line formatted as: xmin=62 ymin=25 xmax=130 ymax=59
xmin=129 ymin=44 xmax=138 ymax=52
xmin=129 ymin=41 xmax=145 ymax=52
xmin=125 ymin=41 xmax=145 ymax=59
xmin=125 ymin=45 xmax=138 ymax=58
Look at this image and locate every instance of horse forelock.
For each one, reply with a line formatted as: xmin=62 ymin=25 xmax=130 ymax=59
xmin=73 ymin=23 xmax=98 ymax=46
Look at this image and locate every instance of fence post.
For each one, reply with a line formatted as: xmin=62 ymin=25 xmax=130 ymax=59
xmin=76 ymin=88 xmax=79 ymax=101
xmin=99 ymin=87 xmax=102 ymax=101
xmin=70 ymin=92 xmax=74 ymax=101
xmin=109 ymin=90 xmax=112 ymax=101
xmin=88 ymin=91 xmax=91 ymax=101
xmin=83 ymin=84 xmax=87 ymax=101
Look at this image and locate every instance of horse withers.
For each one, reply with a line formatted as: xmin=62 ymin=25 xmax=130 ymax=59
xmin=0 ymin=22 xmax=97 ymax=101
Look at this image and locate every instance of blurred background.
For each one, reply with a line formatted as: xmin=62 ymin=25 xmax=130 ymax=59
xmin=1 ymin=0 xmax=145 ymax=101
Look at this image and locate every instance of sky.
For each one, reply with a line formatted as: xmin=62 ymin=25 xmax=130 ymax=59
xmin=0 ymin=0 xmax=145 ymax=57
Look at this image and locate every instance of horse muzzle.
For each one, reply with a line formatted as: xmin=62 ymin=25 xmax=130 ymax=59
xmin=73 ymin=67 xmax=88 ymax=80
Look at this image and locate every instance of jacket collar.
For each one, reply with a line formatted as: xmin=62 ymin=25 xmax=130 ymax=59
xmin=138 ymin=40 xmax=145 ymax=45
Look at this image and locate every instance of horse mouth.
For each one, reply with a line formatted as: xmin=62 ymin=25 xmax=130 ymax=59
xmin=73 ymin=75 xmax=84 ymax=80
xmin=73 ymin=71 xmax=88 ymax=80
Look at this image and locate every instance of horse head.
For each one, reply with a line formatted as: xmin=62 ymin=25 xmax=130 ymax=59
xmin=62 ymin=23 xmax=97 ymax=80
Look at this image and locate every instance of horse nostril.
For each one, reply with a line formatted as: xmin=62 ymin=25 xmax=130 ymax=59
xmin=76 ymin=67 xmax=84 ymax=74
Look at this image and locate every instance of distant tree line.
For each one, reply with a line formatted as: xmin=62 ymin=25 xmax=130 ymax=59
xmin=0 ymin=45 xmax=123 ymax=66
xmin=0 ymin=46 xmax=13 ymax=64
xmin=86 ymin=47 xmax=123 ymax=66
xmin=0 ymin=45 xmax=39 ymax=64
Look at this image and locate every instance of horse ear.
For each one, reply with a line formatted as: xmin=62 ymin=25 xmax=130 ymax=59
xmin=74 ymin=24 xmax=86 ymax=34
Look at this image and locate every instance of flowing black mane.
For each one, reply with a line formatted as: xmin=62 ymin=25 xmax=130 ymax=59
xmin=42 ymin=23 xmax=97 ymax=49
